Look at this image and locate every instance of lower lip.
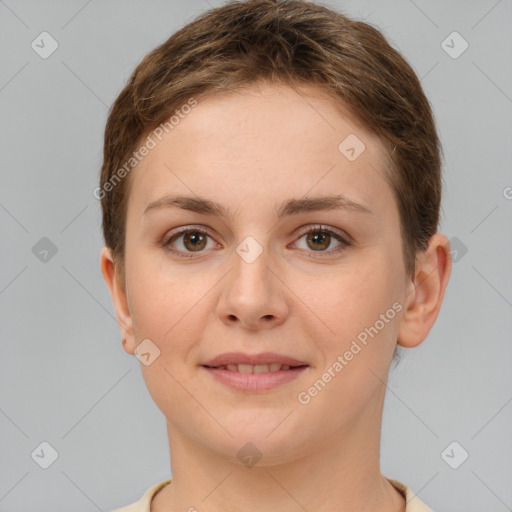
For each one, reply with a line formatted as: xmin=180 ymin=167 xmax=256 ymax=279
xmin=202 ymin=366 xmax=309 ymax=391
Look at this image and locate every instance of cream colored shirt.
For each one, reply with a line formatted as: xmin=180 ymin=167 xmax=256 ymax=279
xmin=112 ymin=478 xmax=434 ymax=511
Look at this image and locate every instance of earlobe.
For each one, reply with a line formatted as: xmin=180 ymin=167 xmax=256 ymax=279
xmin=397 ymin=234 xmax=452 ymax=348
xmin=99 ymin=246 xmax=136 ymax=355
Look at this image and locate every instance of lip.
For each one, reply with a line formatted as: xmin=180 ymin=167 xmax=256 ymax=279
xmin=201 ymin=352 xmax=309 ymax=392
xmin=202 ymin=366 xmax=309 ymax=392
xmin=202 ymin=352 xmax=308 ymax=367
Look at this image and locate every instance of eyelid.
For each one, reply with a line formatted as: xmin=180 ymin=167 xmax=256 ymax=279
xmin=164 ymin=224 xmax=212 ymax=239
xmin=294 ymin=224 xmax=352 ymax=244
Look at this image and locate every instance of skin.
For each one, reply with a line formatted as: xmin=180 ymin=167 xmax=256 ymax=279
xmin=101 ymin=82 xmax=451 ymax=512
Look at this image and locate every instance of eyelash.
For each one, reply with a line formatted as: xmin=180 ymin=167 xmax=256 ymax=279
xmin=162 ymin=224 xmax=353 ymax=259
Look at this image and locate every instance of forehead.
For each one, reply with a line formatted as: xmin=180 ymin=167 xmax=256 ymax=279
xmin=127 ymin=82 xmax=394 ymax=220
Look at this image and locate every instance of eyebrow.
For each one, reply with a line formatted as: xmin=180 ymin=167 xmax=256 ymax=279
xmin=143 ymin=194 xmax=373 ymax=219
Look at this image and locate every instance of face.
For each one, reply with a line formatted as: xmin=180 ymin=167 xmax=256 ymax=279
xmin=110 ymin=82 xmax=416 ymax=463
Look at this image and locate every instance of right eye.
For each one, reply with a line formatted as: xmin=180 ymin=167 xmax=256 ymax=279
xmin=163 ymin=227 xmax=219 ymax=258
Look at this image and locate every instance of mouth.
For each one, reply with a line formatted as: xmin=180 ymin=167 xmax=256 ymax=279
xmin=201 ymin=365 xmax=309 ymax=392
xmin=202 ymin=363 xmax=308 ymax=373
xmin=200 ymin=352 xmax=310 ymax=391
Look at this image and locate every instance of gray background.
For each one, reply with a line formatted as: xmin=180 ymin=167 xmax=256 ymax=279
xmin=1 ymin=0 xmax=511 ymax=511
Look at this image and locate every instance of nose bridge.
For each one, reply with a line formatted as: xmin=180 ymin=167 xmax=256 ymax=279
xmin=216 ymin=236 xmax=288 ymax=329
xmin=231 ymin=237 xmax=276 ymax=305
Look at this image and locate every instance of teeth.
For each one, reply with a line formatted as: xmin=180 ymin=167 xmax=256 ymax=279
xmin=253 ymin=364 xmax=269 ymax=373
xmin=219 ymin=363 xmax=294 ymax=373
xmin=238 ymin=364 xmax=253 ymax=374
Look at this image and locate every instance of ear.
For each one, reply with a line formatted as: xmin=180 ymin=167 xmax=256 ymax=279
xmin=100 ymin=246 xmax=136 ymax=355
xmin=397 ymin=234 xmax=452 ymax=348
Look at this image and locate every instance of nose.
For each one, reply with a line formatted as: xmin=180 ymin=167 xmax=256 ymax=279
xmin=216 ymin=246 xmax=290 ymax=330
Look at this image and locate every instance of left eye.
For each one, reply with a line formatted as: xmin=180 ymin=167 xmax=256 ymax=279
xmin=293 ymin=225 xmax=352 ymax=255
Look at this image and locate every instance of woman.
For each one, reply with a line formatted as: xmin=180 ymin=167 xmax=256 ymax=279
xmin=99 ymin=1 xmax=452 ymax=510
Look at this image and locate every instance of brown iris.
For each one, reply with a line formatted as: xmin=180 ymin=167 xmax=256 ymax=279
xmin=306 ymin=230 xmax=331 ymax=251
xmin=183 ymin=231 xmax=207 ymax=252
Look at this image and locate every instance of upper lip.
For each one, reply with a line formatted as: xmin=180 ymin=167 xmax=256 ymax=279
xmin=203 ymin=352 xmax=308 ymax=367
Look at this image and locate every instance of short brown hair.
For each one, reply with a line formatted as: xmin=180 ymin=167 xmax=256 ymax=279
xmin=99 ymin=0 xmax=442 ymax=282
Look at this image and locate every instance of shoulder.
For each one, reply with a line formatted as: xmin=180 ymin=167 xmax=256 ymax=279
xmin=110 ymin=480 xmax=172 ymax=512
xmin=388 ymin=478 xmax=435 ymax=512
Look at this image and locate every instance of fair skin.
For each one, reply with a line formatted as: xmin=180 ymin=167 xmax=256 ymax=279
xmin=101 ymin=82 xmax=451 ymax=512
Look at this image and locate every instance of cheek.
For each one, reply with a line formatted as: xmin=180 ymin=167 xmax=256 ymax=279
xmin=125 ymin=252 xmax=214 ymax=357
xmin=297 ymin=259 xmax=402 ymax=417
xmin=305 ymin=251 xmax=402 ymax=361
xmin=125 ymin=253 xmax=185 ymax=341
xmin=125 ymin=261 xmax=207 ymax=414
